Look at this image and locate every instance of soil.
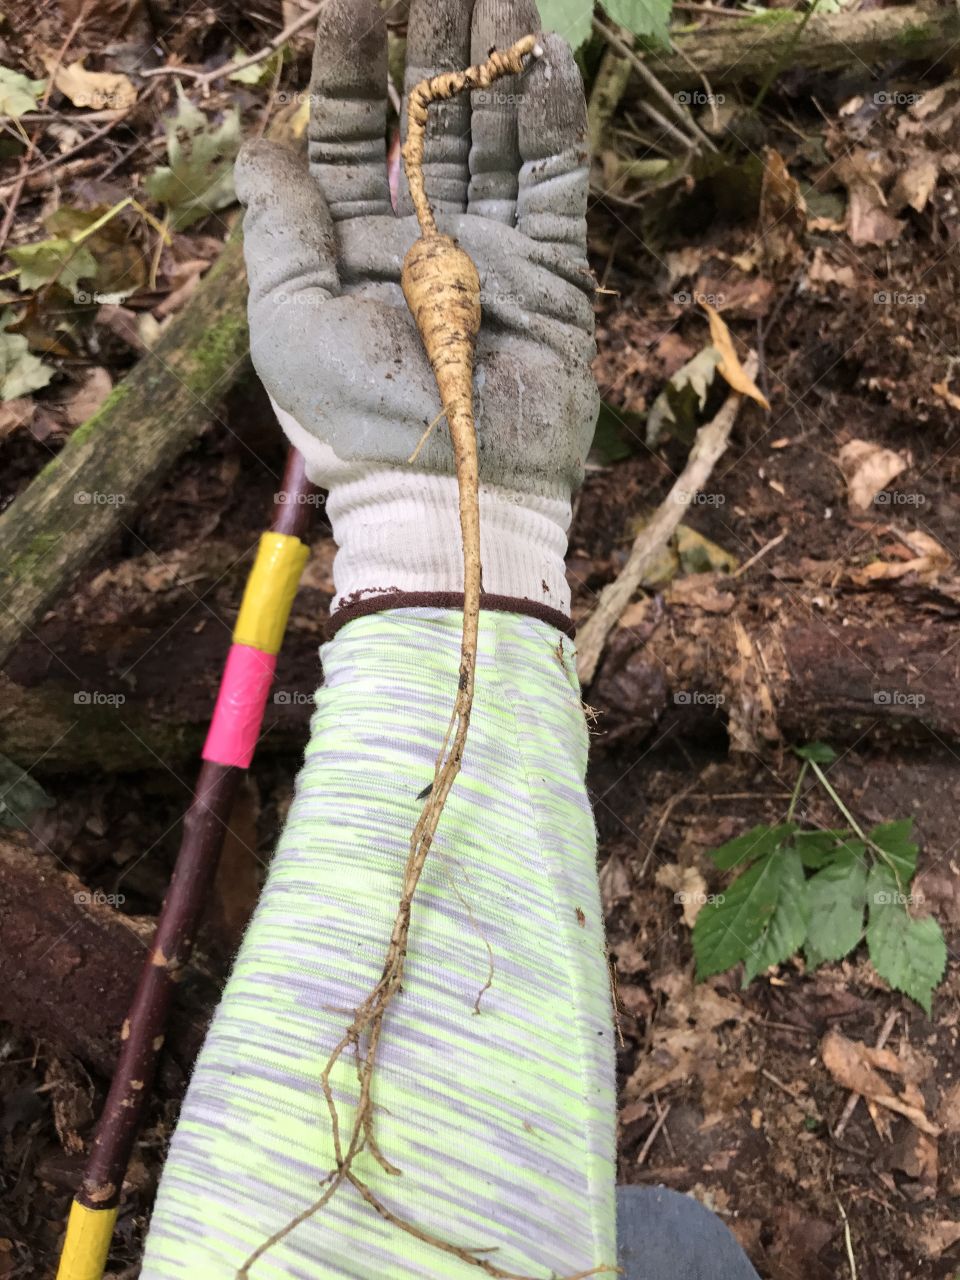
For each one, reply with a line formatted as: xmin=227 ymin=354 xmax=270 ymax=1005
xmin=3 ymin=5 xmax=960 ymax=1279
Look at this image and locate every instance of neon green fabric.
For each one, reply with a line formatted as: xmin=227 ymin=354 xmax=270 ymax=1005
xmin=141 ymin=608 xmax=616 ymax=1279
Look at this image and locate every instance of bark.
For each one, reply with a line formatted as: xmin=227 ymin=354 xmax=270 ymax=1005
xmin=643 ymin=4 xmax=960 ymax=89
xmin=588 ymin=577 xmax=960 ymax=752
xmin=0 ymin=836 xmax=208 ymax=1080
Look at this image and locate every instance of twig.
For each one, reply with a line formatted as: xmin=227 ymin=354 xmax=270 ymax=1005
xmin=833 ymin=1009 xmax=898 ymax=1139
xmin=637 ymin=1101 xmax=672 ymax=1166
xmin=836 ymin=1198 xmax=859 ymax=1280
xmin=576 ymin=355 xmax=757 ymax=685
xmin=140 ymin=1 xmax=324 ymax=86
xmin=592 ymin=15 xmax=717 ymax=155
xmin=730 ymin=529 xmax=787 ymax=579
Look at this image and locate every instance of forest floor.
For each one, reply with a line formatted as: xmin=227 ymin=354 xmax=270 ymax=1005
xmin=2 ymin=2 xmax=960 ymax=1278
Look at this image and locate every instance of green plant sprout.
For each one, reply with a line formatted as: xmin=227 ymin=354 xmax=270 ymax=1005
xmin=692 ymin=742 xmax=947 ymax=1013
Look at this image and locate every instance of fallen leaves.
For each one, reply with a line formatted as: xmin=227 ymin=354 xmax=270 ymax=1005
xmin=0 ymin=65 xmax=46 ymax=117
xmin=702 ymin=302 xmax=770 ymax=410
xmin=758 ymin=148 xmax=806 ymax=269
xmin=837 ymin=439 xmax=910 ymax=512
xmin=834 ymin=150 xmax=905 ymax=247
xmin=145 ymin=87 xmax=241 ymax=229
xmin=821 ymin=1027 xmax=939 ymax=1136
xmin=46 ymin=59 xmax=137 ymax=112
xmin=0 ymin=316 xmax=53 ymax=401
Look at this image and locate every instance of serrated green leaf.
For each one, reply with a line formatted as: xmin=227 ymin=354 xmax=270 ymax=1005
xmin=0 ymin=315 xmax=53 ymax=400
xmin=709 ymin=822 xmax=796 ymax=871
xmin=145 ymin=86 xmax=240 ymax=230
xmin=868 ymin=818 xmax=918 ymax=882
xmin=602 ymin=0 xmax=672 ymax=45
xmin=0 ymin=65 xmax=46 ymax=118
xmin=867 ymin=866 xmax=946 ymax=1014
xmin=794 ymin=830 xmax=856 ymax=869
xmin=804 ymin=856 xmax=866 ymax=966
xmin=742 ymin=848 xmax=809 ymax=983
xmin=0 ymin=753 xmax=54 ymax=827
xmin=793 ymin=741 xmax=837 ymax=764
xmin=536 ymin=0 xmax=595 ymax=50
xmin=8 ymin=237 xmax=97 ymax=293
xmin=694 ymin=850 xmax=791 ymax=979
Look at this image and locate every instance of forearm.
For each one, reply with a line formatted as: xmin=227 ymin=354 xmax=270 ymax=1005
xmin=142 ymin=609 xmax=616 ymax=1279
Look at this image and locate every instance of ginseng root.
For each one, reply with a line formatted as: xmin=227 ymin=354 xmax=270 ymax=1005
xmin=240 ymin=35 xmax=614 ymax=1280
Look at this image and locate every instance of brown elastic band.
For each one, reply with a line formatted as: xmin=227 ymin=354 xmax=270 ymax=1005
xmin=326 ymin=590 xmax=576 ymax=638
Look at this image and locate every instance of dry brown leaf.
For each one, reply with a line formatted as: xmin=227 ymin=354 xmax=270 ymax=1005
xmin=889 ymin=152 xmax=939 ymax=214
xmin=49 ymin=59 xmax=137 ymax=111
xmin=807 ymin=247 xmax=857 ymax=290
xmin=0 ymin=397 xmax=34 ymax=439
xmin=655 ymin=863 xmax=709 ymax=928
xmin=835 ymin=150 xmax=904 ymax=247
xmin=700 ymin=301 xmax=770 ymax=410
xmin=932 ymin=379 xmax=960 ymax=412
xmin=919 ymin=1220 xmax=960 ymax=1259
xmin=821 ymin=1028 xmax=941 ymax=1136
xmin=62 ymin=367 xmax=112 ymax=427
xmin=837 ymin=438 xmax=910 ymax=512
xmin=758 ymin=148 xmax=806 ymax=267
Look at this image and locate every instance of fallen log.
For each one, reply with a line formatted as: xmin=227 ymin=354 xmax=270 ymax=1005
xmin=643 ymin=4 xmax=960 ymax=89
xmin=588 ymin=574 xmax=960 ymax=752
xmin=0 ymin=837 xmax=209 ymax=1079
xmin=0 ymin=106 xmax=309 ymax=671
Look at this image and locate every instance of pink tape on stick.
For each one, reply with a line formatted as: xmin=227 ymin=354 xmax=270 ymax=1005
xmin=202 ymin=644 xmax=278 ymax=769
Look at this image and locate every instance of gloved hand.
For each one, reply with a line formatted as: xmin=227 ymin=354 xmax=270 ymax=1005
xmin=235 ymin=0 xmax=597 ymax=624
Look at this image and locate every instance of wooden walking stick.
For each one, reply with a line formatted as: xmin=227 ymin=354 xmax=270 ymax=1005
xmin=56 ymin=448 xmax=317 ymax=1280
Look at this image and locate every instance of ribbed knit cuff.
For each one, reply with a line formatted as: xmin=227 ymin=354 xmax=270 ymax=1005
xmin=270 ymin=401 xmax=574 ymax=625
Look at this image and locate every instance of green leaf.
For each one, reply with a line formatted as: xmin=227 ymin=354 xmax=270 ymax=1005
xmin=793 ymin=741 xmax=837 ymax=764
xmin=709 ymin=822 xmax=795 ymax=871
xmin=867 ymin=866 xmax=946 ymax=1015
xmin=742 ymin=848 xmax=809 ymax=983
xmin=536 ymin=0 xmax=595 ymax=50
xmin=646 ymin=346 xmax=721 ymax=448
xmin=8 ymin=237 xmax=97 ymax=293
xmin=589 ymin=401 xmax=647 ymax=464
xmin=868 ymin=818 xmax=918 ymax=882
xmin=694 ymin=848 xmax=802 ymax=980
xmin=804 ymin=855 xmax=867 ymax=966
xmin=228 ymin=49 xmax=283 ymax=85
xmin=0 ymin=314 xmax=53 ymax=400
xmin=145 ymin=85 xmax=241 ymax=230
xmin=793 ymin=830 xmax=856 ymax=869
xmin=0 ymin=752 xmax=54 ymax=828
xmin=602 ymin=0 xmax=672 ymax=45
xmin=0 ymin=66 xmax=46 ymax=118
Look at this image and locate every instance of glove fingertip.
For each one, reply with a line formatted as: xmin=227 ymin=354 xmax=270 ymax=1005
xmin=518 ymin=33 xmax=588 ymax=163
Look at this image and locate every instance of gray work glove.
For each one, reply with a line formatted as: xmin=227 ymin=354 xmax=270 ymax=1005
xmin=235 ymin=0 xmax=597 ymax=622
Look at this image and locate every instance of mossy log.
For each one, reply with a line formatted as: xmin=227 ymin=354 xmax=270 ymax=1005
xmin=0 ymin=241 xmax=250 ymax=669
xmin=645 ymin=4 xmax=960 ymax=88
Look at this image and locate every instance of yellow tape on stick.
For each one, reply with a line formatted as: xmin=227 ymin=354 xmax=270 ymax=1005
xmin=233 ymin=532 xmax=310 ymax=655
xmin=56 ymin=1201 xmax=118 ymax=1280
